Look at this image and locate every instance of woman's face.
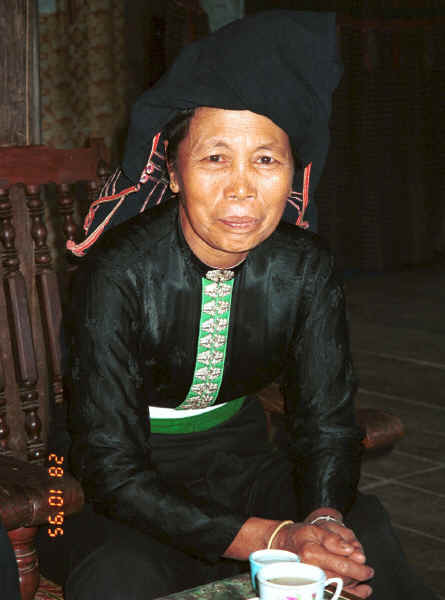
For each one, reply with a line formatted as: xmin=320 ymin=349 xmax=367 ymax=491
xmin=168 ymin=107 xmax=294 ymax=268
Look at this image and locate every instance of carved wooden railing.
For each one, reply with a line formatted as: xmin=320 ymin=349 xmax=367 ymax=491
xmin=0 ymin=185 xmax=44 ymax=464
xmin=56 ymin=183 xmax=80 ymax=253
xmin=0 ymin=142 xmax=108 ymax=600
xmin=26 ymin=184 xmax=65 ymax=410
xmin=0 ymin=186 xmax=15 ymax=457
xmin=0 ymin=320 xmax=10 ymax=454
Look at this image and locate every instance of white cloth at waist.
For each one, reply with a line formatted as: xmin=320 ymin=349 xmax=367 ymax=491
xmin=149 ymin=402 xmax=229 ymax=419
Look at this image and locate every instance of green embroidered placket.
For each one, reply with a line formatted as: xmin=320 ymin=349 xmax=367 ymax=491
xmin=179 ymin=269 xmax=234 ymax=409
xmin=150 ymin=269 xmax=245 ymax=434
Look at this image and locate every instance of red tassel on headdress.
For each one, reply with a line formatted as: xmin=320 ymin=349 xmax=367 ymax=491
xmin=287 ymin=162 xmax=312 ymax=229
xmin=67 ymin=133 xmax=164 ymax=257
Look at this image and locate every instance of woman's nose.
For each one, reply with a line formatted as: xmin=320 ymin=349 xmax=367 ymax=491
xmin=225 ymin=162 xmax=256 ymax=201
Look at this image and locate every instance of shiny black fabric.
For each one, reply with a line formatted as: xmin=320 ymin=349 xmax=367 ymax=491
xmin=0 ymin=519 xmax=21 ymax=600
xmin=123 ymin=11 xmax=342 ymax=196
xmin=66 ymin=198 xmax=363 ymax=562
xmin=82 ymin=11 xmax=342 ymax=252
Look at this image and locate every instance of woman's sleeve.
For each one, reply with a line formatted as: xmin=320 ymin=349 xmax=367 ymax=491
xmin=282 ymin=246 xmax=364 ymax=517
xmin=67 ymin=259 xmax=245 ymax=562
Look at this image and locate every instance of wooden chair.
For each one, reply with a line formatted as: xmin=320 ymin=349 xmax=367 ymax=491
xmin=0 ymin=141 xmax=109 ymax=600
xmin=258 ymin=383 xmax=404 ymax=451
xmin=0 ymin=142 xmax=403 ymax=600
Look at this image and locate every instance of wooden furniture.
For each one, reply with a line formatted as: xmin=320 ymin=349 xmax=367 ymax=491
xmin=258 ymin=383 xmax=404 ymax=451
xmin=0 ymin=141 xmax=109 ymax=600
xmin=0 ymin=142 xmax=402 ymax=600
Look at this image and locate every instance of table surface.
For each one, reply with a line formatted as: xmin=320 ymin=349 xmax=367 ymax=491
xmin=156 ymin=572 xmax=361 ymax=600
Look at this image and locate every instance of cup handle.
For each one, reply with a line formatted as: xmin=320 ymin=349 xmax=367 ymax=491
xmin=325 ymin=577 xmax=343 ymax=600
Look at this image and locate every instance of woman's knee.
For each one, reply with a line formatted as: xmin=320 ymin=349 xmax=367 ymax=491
xmin=345 ymin=493 xmax=406 ymax=562
xmin=65 ymin=542 xmax=175 ymax=600
xmin=346 ymin=493 xmax=392 ymax=535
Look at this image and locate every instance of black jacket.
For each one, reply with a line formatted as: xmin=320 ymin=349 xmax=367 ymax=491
xmin=67 ymin=198 xmax=362 ymax=561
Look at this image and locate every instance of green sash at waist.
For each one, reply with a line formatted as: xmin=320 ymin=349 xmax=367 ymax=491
xmin=150 ymin=397 xmax=245 ymax=434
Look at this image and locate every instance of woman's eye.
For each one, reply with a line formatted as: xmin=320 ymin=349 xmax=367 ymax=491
xmin=258 ymin=156 xmax=275 ymax=164
xmin=201 ymin=154 xmax=228 ymax=167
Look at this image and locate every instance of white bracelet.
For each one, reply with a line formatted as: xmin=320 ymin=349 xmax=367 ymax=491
xmin=309 ymin=515 xmax=344 ymax=527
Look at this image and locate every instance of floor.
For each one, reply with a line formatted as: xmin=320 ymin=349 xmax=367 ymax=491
xmin=346 ymin=262 xmax=445 ymax=599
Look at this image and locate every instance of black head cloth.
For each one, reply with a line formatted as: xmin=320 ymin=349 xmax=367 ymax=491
xmin=68 ymin=10 xmax=342 ymax=257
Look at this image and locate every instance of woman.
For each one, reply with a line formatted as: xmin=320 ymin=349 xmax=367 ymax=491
xmin=0 ymin=519 xmax=21 ymax=600
xmin=41 ymin=11 xmax=437 ymax=600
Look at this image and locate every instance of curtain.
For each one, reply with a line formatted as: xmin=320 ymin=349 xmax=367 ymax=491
xmin=39 ymin=0 xmax=127 ymax=160
xmin=316 ymin=19 xmax=445 ymax=270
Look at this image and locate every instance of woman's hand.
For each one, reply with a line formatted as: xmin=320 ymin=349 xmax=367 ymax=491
xmin=304 ymin=517 xmax=372 ymax=598
xmin=304 ymin=509 xmax=367 ymax=570
xmin=223 ymin=514 xmax=373 ymax=598
xmin=274 ymin=520 xmax=373 ymax=599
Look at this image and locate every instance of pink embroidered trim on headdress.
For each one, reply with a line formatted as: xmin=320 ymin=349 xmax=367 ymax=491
xmin=83 ymin=175 xmax=140 ymax=234
xmin=301 ymin=162 xmax=312 ymax=227
xmin=139 ymin=133 xmax=162 ymax=183
xmin=288 ymin=162 xmax=312 ymax=229
xmin=67 ymin=132 xmax=164 ymax=257
xmin=67 ymin=191 xmax=132 ymax=257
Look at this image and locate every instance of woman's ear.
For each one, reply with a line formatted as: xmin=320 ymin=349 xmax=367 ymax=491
xmin=168 ymin=164 xmax=180 ymax=194
xmin=169 ymin=172 xmax=180 ymax=194
xmin=164 ymin=140 xmax=180 ymax=194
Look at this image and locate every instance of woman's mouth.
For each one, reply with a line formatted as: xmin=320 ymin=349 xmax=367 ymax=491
xmin=219 ymin=216 xmax=259 ymax=230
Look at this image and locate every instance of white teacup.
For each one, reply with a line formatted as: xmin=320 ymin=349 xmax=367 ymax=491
xmin=257 ymin=562 xmax=343 ymax=600
xmin=249 ymin=549 xmax=300 ymax=591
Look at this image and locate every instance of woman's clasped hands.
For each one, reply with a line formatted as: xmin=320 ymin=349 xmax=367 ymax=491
xmin=272 ymin=513 xmax=374 ymax=599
